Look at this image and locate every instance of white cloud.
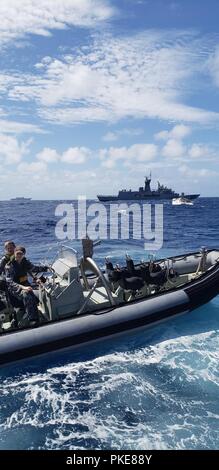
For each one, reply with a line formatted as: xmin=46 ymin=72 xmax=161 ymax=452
xmin=0 ymin=73 xmax=21 ymax=92
xmin=43 ymin=64 xmax=100 ymax=106
xmin=100 ymin=143 xmax=157 ymax=168
xmin=154 ymin=130 xmax=169 ymax=141
xmin=162 ymin=139 xmax=186 ymax=159
xmin=102 ymin=131 xmax=120 ymax=142
xmin=154 ymin=125 xmax=219 ymax=163
xmin=18 ymin=161 xmax=47 ymax=173
xmin=171 ymin=124 xmax=191 ymax=140
xmin=36 ymin=145 xmax=91 ymax=164
xmin=0 ymin=0 xmax=115 ymax=47
xmin=36 ymin=148 xmax=59 ymax=163
xmin=0 ymin=134 xmax=31 ymax=164
xmin=61 ymin=147 xmax=91 ymax=164
xmin=179 ymin=164 xmax=218 ymax=178
xmin=188 ymin=143 xmax=208 ymax=159
xmin=40 ymin=106 xmax=110 ymax=124
xmin=155 ymin=124 xmax=191 ymax=141
xmin=102 ymin=128 xmax=144 ymax=142
xmin=187 ymin=143 xmax=219 ymax=162
xmin=0 ymin=119 xmax=44 ymax=135
xmin=7 ymin=31 xmax=219 ymax=125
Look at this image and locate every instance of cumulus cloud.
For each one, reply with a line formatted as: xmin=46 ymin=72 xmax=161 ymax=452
xmin=37 ymin=145 xmax=91 ymax=164
xmin=0 ymin=134 xmax=31 ymax=164
xmin=155 ymin=125 xmax=218 ymax=162
xmin=100 ymin=143 xmax=157 ymax=168
xmin=179 ymin=164 xmax=218 ymax=178
xmin=162 ymin=139 xmax=186 ymax=159
xmin=188 ymin=143 xmax=208 ymax=159
xmin=0 ymin=0 xmax=115 ymax=47
xmin=156 ymin=125 xmax=189 ymax=159
xmin=155 ymin=124 xmax=191 ymax=141
xmin=36 ymin=148 xmax=59 ymax=163
xmin=171 ymin=124 xmax=191 ymax=140
xmin=187 ymin=143 xmax=219 ymax=161
xmin=61 ymin=147 xmax=91 ymax=164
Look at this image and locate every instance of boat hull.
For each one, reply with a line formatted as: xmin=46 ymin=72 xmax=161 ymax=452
xmin=97 ymin=194 xmax=200 ymax=202
xmin=1 ymin=257 xmax=219 ymax=366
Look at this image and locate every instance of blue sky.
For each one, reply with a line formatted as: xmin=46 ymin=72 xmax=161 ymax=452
xmin=0 ymin=0 xmax=219 ymax=199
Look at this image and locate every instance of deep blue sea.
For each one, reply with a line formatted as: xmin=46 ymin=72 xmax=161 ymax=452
xmin=0 ymin=198 xmax=219 ymax=450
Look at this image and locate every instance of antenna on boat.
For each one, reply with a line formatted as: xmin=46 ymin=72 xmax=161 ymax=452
xmin=82 ymin=236 xmax=101 ymax=259
xmin=82 ymin=236 xmax=94 ymax=259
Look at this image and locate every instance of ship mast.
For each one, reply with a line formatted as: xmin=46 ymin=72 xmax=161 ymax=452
xmin=144 ymin=172 xmax=151 ymax=192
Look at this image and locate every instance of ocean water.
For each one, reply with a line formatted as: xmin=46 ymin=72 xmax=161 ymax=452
xmin=0 ymin=198 xmax=219 ymax=450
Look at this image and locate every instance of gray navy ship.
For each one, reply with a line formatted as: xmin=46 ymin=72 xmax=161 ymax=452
xmin=10 ymin=197 xmax=32 ymax=201
xmin=97 ymin=174 xmax=200 ymax=202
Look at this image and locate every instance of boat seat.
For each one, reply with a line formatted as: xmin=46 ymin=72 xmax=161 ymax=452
xmin=106 ymin=261 xmax=144 ymax=292
xmin=119 ymin=276 xmax=144 ymax=292
xmin=135 ymin=265 xmax=151 ymax=283
xmin=106 ymin=260 xmax=152 ymax=288
xmin=106 ymin=258 xmax=168 ymax=289
xmin=126 ymin=259 xmax=151 ymax=283
xmin=106 ymin=266 xmax=123 ymax=283
xmin=149 ymin=270 xmax=167 ymax=286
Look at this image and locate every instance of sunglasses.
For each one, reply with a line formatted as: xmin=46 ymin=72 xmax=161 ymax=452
xmin=15 ymin=252 xmax=24 ymax=256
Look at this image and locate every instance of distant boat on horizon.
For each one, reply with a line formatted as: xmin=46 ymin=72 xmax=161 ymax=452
xmin=10 ymin=197 xmax=32 ymax=201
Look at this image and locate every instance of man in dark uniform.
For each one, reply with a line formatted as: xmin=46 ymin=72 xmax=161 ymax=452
xmin=0 ymin=240 xmax=15 ymax=275
xmin=4 ymin=246 xmax=49 ymax=327
xmin=0 ymin=277 xmax=39 ymax=327
xmin=7 ymin=245 xmax=48 ymax=286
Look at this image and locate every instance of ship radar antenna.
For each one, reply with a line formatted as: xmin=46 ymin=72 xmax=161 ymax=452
xmin=145 ymin=171 xmax=152 ymax=181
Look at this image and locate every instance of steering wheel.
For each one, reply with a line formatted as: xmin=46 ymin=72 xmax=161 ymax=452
xmin=80 ymin=257 xmax=116 ymax=306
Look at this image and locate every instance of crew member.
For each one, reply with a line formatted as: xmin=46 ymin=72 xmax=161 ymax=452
xmin=7 ymin=245 xmax=49 ymax=286
xmin=0 ymin=240 xmax=16 ymax=275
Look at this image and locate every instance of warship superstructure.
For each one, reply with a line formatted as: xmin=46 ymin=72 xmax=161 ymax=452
xmin=97 ymin=175 xmax=199 ymax=201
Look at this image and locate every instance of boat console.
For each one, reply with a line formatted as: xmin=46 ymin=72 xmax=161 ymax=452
xmin=39 ymin=247 xmax=83 ymax=320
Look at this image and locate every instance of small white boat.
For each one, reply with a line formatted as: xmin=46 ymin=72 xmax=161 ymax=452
xmin=172 ymin=197 xmax=193 ymax=206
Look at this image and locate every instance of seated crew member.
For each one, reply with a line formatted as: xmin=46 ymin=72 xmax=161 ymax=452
xmin=5 ymin=246 xmax=49 ymax=326
xmin=6 ymin=245 xmax=49 ymax=287
xmin=0 ymin=277 xmax=39 ymax=327
xmin=0 ymin=240 xmax=16 ymax=275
